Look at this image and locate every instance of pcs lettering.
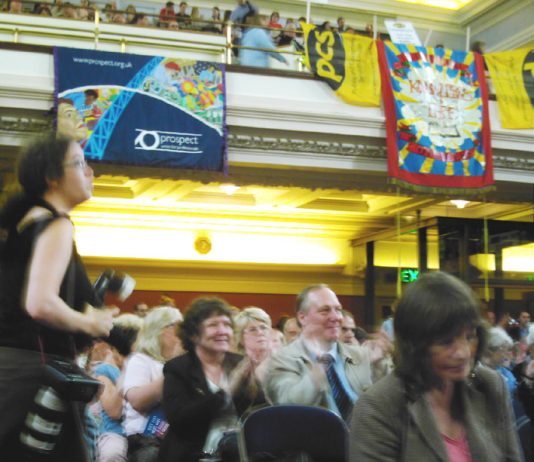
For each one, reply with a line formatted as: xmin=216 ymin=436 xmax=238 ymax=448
xmin=307 ymin=29 xmax=346 ymax=90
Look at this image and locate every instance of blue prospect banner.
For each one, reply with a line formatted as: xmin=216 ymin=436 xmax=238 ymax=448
xmin=54 ymin=47 xmax=226 ymax=172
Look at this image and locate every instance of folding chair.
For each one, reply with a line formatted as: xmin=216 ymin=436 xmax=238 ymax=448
xmin=238 ymin=404 xmax=348 ymax=462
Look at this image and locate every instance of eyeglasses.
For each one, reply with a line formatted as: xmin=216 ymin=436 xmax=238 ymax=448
xmin=63 ymin=158 xmax=89 ymax=170
xmin=243 ymin=324 xmax=269 ymax=336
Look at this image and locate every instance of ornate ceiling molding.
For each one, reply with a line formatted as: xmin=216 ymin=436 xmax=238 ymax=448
xmin=1 ymin=117 xmax=532 ymax=177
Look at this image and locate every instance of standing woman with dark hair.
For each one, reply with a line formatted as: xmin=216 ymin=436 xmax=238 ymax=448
xmin=160 ymin=297 xmax=243 ymax=462
xmin=350 ymin=271 xmax=522 ymax=462
xmin=0 ymin=134 xmax=116 ymax=460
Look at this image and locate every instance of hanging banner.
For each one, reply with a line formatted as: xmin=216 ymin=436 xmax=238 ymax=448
xmin=54 ymin=47 xmax=226 ymax=172
xmin=301 ymin=23 xmax=381 ymax=107
xmin=377 ymin=42 xmax=494 ymax=194
xmin=485 ymin=47 xmax=534 ymax=129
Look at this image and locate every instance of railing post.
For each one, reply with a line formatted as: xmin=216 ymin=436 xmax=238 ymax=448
xmin=94 ymin=9 xmax=100 ymax=49
xmin=13 ymin=27 xmax=19 ymax=43
xmin=225 ymin=20 xmax=233 ymax=65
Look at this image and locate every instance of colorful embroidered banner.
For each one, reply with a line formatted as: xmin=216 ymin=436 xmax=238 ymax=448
xmin=301 ymin=23 xmax=381 ymax=107
xmin=485 ymin=47 xmax=534 ymax=129
xmin=377 ymin=42 xmax=494 ymax=194
xmin=55 ymin=47 xmax=226 ymax=172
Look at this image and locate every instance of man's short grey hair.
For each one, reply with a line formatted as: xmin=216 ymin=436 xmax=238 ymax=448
xmin=296 ymin=283 xmax=330 ymax=314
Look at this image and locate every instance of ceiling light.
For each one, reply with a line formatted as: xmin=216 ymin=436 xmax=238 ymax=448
xmin=450 ymin=199 xmax=469 ymax=209
xmin=220 ymin=184 xmax=240 ymax=195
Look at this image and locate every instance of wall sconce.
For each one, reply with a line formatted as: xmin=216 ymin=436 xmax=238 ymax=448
xmin=194 ymin=235 xmax=212 ymax=255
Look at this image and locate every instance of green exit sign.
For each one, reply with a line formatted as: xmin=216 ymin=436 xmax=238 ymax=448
xmin=401 ymin=268 xmax=420 ymax=283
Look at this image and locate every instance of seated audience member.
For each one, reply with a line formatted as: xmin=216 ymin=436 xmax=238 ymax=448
xmin=337 ymin=16 xmax=345 ymax=32
xmin=484 ymin=327 xmax=533 ymax=460
xmin=340 ymin=310 xmax=358 ymax=345
xmin=270 ymin=328 xmax=285 ymax=353
xmin=111 ymin=12 xmax=126 ymax=24
xmin=381 ymin=300 xmax=397 ymax=341
xmin=202 ymin=5 xmax=222 ymax=33
xmin=131 ymin=12 xmax=149 ymax=26
xmin=93 ymin=317 xmax=142 ymax=462
xmin=133 ymin=301 xmax=150 ymax=318
xmin=160 ymin=297 xmax=242 ymax=462
xmin=519 ymin=310 xmax=532 ymax=340
xmin=158 ymin=1 xmax=176 ymax=28
xmin=282 ymin=316 xmax=301 ymax=344
xmin=320 ymin=20 xmax=332 ymax=31
xmin=77 ymin=0 xmax=89 ymax=20
xmin=62 ymin=2 xmax=78 ymax=19
xmin=167 ymin=20 xmax=179 ymax=30
xmin=514 ymin=326 xmax=534 ymax=432
xmin=265 ymin=284 xmax=384 ymax=423
xmin=268 ymin=11 xmax=282 ymax=29
xmin=230 ymin=307 xmax=272 ymax=416
xmin=268 ymin=11 xmax=282 ymax=39
xmin=122 ymin=306 xmax=182 ymax=462
xmin=160 ymin=294 xmax=177 ymax=307
xmin=102 ymin=3 xmax=115 ymax=22
xmin=51 ymin=0 xmax=63 ymax=16
xmin=350 ymin=271 xmax=522 ymax=462
xmin=175 ymin=1 xmax=191 ymax=27
xmin=189 ymin=6 xmax=201 ymax=29
xmin=277 ymin=22 xmax=297 ymax=47
xmin=8 ymin=0 xmax=22 ymax=13
xmin=125 ymin=4 xmax=136 ymax=23
xmin=33 ymin=2 xmax=52 ymax=15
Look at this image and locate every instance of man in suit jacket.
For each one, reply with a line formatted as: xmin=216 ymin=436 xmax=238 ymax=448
xmin=265 ymin=284 xmax=384 ymax=421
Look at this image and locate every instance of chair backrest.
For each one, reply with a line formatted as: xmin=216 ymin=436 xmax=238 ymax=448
xmin=239 ymin=404 xmax=349 ymax=462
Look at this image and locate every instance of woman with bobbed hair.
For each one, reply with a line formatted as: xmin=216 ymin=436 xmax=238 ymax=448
xmin=160 ymin=297 xmax=244 ymax=462
xmin=121 ymin=306 xmax=182 ymax=462
xmin=0 ymin=133 xmax=115 ymax=459
xmin=230 ymin=307 xmax=272 ymax=415
xmin=350 ymin=271 xmax=522 ymax=462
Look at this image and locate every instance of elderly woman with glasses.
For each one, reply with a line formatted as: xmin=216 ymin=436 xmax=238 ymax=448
xmin=229 ymin=307 xmax=272 ymax=416
xmin=350 ymin=271 xmax=522 ymax=462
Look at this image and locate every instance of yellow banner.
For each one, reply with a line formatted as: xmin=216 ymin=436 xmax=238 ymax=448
xmin=302 ymin=23 xmax=380 ymax=107
xmin=485 ymin=47 xmax=534 ymax=129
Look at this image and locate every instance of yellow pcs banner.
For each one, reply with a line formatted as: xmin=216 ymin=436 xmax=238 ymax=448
xmin=485 ymin=47 xmax=534 ymax=129
xmin=301 ymin=23 xmax=381 ymax=107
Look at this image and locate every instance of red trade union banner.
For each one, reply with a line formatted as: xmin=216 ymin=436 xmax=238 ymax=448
xmin=377 ymin=41 xmax=494 ymax=194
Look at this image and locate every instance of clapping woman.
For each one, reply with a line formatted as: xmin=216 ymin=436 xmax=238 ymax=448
xmin=230 ymin=307 xmax=272 ymax=416
xmin=160 ymin=297 xmax=242 ymax=462
xmin=350 ymin=271 xmax=522 ymax=462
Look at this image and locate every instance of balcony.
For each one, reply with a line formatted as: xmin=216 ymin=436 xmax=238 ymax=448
xmin=0 ymin=9 xmax=532 ymax=302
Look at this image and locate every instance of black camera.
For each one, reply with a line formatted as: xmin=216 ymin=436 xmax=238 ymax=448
xmin=93 ymin=269 xmax=135 ymax=306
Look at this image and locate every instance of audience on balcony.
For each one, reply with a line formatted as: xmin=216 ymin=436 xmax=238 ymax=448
xmin=175 ymin=1 xmax=191 ymax=27
xmin=158 ymin=0 xmax=175 ymax=28
xmin=32 ymin=1 xmax=51 ymax=15
xmin=201 ymin=5 xmax=222 ymax=33
xmin=337 ymin=16 xmax=345 ymax=33
xmin=7 ymin=0 xmax=22 ymax=13
xmin=130 ymin=12 xmax=147 ymax=26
